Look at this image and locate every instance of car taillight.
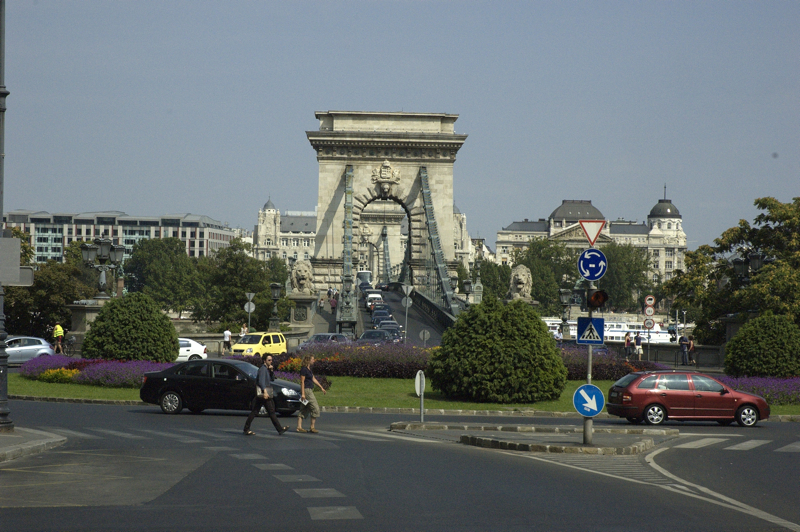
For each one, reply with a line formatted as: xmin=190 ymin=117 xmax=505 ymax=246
xmin=142 ymin=376 xmax=147 ymax=385
xmin=203 ymin=347 xmax=207 ymax=354
xmin=622 ymin=393 xmax=632 ymax=403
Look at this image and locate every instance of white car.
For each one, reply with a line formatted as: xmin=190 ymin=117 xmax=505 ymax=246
xmin=176 ymin=338 xmax=207 ymax=361
xmin=5 ymin=336 xmax=55 ymax=365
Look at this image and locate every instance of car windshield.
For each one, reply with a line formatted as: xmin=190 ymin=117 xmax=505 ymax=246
xmin=237 ymin=334 xmax=262 ymax=345
xmin=613 ymin=374 xmax=639 ymax=388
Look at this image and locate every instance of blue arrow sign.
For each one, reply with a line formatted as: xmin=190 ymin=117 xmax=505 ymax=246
xmin=573 ymin=384 xmax=605 ymax=417
xmin=576 ymin=317 xmax=605 ymax=345
xmin=578 ymin=248 xmax=608 ymax=281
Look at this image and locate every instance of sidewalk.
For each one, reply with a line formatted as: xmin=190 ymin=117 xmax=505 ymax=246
xmin=0 ymin=426 xmax=66 ymax=463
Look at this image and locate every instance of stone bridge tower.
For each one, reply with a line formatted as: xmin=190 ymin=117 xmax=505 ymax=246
xmin=307 ymin=111 xmax=467 ymax=288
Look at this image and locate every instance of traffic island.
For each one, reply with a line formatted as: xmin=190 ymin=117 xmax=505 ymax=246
xmin=389 ymin=422 xmax=680 ymax=455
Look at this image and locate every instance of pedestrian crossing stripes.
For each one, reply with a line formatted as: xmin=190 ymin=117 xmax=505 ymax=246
xmin=724 ymin=439 xmax=771 ymax=451
xmin=675 ymin=437 xmax=728 ymax=449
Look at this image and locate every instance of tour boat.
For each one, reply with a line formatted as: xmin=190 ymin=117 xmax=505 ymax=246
xmin=542 ymin=318 xmax=675 ymax=345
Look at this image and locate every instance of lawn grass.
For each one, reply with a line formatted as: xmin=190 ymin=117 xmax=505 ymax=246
xmin=8 ymin=373 xmax=800 ymax=415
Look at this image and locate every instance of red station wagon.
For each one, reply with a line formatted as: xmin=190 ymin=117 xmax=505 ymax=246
xmin=606 ymin=370 xmax=770 ymax=427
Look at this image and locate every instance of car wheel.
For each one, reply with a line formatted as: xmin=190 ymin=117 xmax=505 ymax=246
xmin=188 ymin=407 xmax=204 ymax=414
xmin=189 ymin=355 xmax=201 ymax=361
xmin=717 ymin=419 xmax=734 ymax=426
xmin=626 ymin=417 xmax=641 ymax=425
xmin=736 ymin=405 xmax=759 ymax=427
xmin=644 ymin=404 xmax=666 ymax=425
xmin=159 ymin=391 xmax=183 ymax=414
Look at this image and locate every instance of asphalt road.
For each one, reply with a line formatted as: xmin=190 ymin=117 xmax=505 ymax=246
xmin=362 ymin=289 xmax=445 ymax=347
xmin=2 ymin=400 xmax=798 ymax=532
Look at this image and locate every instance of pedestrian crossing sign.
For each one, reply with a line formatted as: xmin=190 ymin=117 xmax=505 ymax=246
xmin=576 ymin=317 xmax=605 ymax=345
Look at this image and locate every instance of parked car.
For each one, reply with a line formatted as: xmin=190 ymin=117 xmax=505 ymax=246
xmin=297 ymin=333 xmax=351 ymax=350
xmin=606 ymin=370 xmax=770 ymax=427
xmin=140 ymin=359 xmax=302 ymax=415
xmin=232 ymin=332 xmax=287 ymax=357
xmin=176 ymin=338 xmax=207 ymax=361
xmin=356 ymin=329 xmax=395 ymax=345
xmin=5 ymin=336 xmax=55 ymax=365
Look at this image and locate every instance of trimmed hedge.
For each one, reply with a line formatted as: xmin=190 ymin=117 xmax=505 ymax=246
xmin=725 ymin=314 xmax=800 ymax=378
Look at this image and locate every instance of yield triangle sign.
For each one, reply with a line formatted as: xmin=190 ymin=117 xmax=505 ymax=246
xmin=579 ymin=220 xmax=606 ymax=247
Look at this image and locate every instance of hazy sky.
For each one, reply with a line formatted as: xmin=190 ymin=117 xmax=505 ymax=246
xmin=5 ymin=1 xmax=798 ymax=251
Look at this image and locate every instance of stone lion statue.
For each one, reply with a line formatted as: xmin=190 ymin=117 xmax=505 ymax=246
xmin=506 ymin=264 xmax=533 ymax=301
xmin=290 ymin=260 xmax=316 ymax=295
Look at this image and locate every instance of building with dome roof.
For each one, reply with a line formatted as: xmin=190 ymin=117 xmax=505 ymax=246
xmin=495 ymin=196 xmax=687 ymax=282
xmin=252 ymin=198 xmax=317 ymax=262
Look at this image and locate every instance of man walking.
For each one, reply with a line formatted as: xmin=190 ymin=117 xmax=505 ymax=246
xmin=223 ymin=327 xmax=232 ymax=354
xmin=679 ymin=332 xmax=690 ymax=365
xmin=243 ymin=355 xmax=288 ymax=436
xmin=634 ymin=332 xmax=643 ymax=361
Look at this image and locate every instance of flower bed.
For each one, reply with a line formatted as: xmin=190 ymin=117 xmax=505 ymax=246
xmin=278 ymin=343 xmax=431 ymax=379
xmin=560 ymin=345 xmax=669 ymax=381
xmin=716 ymin=376 xmax=800 ymax=406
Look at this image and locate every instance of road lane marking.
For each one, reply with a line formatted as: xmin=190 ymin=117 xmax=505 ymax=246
xmin=678 ymin=433 xmax=743 ymax=437
xmin=253 ymin=463 xmax=293 ymax=470
xmin=137 ymin=429 xmax=204 ymax=443
xmin=37 ymin=427 xmax=101 ymax=439
xmin=724 ymin=439 xmax=771 ymax=451
xmin=295 ymin=488 xmax=346 ymax=498
xmin=646 ymin=448 xmax=800 ymax=532
xmin=179 ymin=429 xmax=234 ymax=439
xmin=273 ymin=474 xmax=321 ymax=482
xmin=87 ymin=428 xmax=148 ymax=440
xmin=775 ymin=442 xmax=800 ymax=453
xmin=674 ymin=437 xmax=727 ymax=449
xmin=320 ymin=432 xmax=385 ymax=442
xmin=308 ymin=506 xmax=363 ymax=520
xmin=230 ymin=453 xmax=267 ymax=460
xmin=346 ymin=430 xmax=442 ymax=443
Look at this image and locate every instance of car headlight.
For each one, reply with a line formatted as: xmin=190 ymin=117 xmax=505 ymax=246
xmin=245 ymin=348 xmax=253 ymax=354
xmin=281 ymin=387 xmax=299 ymax=397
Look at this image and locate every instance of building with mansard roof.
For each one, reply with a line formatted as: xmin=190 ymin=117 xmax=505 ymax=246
xmin=495 ymin=197 xmax=687 ymax=282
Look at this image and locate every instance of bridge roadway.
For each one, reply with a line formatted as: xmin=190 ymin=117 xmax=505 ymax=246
xmin=358 ymin=288 xmax=445 ymax=346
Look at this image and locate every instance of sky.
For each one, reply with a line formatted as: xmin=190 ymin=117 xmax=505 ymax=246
xmin=4 ymin=1 xmax=798 ymax=251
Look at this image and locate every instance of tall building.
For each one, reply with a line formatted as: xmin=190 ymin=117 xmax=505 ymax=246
xmin=3 ymin=210 xmax=236 ymax=263
xmin=252 ymin=199 xmax=317 ymax=263
xmin=495 ymin=198 xmax=687 ymax=282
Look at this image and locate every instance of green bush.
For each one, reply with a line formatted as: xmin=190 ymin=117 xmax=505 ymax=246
xmin=725 ymin=314 xmax=800 ymax=378
xmin=82 ymin=293 xmax=179 ymax=362
xmin=428 ymin=296 xmax=567 ymax=403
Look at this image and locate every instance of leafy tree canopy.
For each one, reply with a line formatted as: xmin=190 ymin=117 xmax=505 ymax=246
xmin=596 ymin=242 xmax=656 ymax=312
xmin=664 ymin=197 xmax=800 ymax=343
xmin=471 ymin=261 xmax=511 ymax=301
xmin=125 ymin=238 xmax=198 ymax=317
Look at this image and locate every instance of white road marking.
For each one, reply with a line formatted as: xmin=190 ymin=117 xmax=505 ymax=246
xmin=37 ymin=427 xmax=101 ymax=439
xmin=724 ymin=439 xmax=771 ymax=451
xmin=137 ymin=429 xmax=204 ymax=443
xmin=775 ymin=442 xmax=800 ymax=453
xmin=87 ymin=428 xmax=148 ymax=440
xmin=674 ymin=437 xmax=728 ymax=449
xmin=346 ymin=430 xmax=443 ymax=443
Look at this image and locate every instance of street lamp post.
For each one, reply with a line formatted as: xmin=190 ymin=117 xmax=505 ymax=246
xmin=268 ymin=283 xmax=281 ymax=332
xmin=462 ymin=278 xmax=473 ymax=310
xmin=80 ymin=238 xmax=126 ymax=299
xmin=559 ymin=288 xmax=572 ymax=339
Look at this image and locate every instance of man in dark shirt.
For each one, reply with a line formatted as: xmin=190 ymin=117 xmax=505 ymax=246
xmin=679 ymin=334 xmax=690 ymax=365
xmin=243 ymin=355 xmax=287 ymax=436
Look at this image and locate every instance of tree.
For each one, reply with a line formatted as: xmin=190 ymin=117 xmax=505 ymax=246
xmin=192 ymin=239 xmax=292 ymax=330
xmin=511 ymin=239 xmax=578 ymax=315
xmin=428 ymin=296 xmax=568 ymax=403
xmin=472 ymin=261 xmax=511 ymax=300
xmin=4 ymin=261 xmax=96 ymax=338
xmin=82 ymin=293 xmax=178 ymax=362
xmin=597 ymin=242 xmax=656 ymax=312
xmin=724 ymin=314 xmax=800 ymax=378
xmin=125 ymin=238 xmax=198 ymax=317
xmin=664 ymin=197 xmax=800 ymax=343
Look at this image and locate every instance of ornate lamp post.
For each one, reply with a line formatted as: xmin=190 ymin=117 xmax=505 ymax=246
xmin=559 ymin=288 xmax=572 ymax=339
xmin=269 ymin=282 xmax=281 ymax=332
xmin=80 ymin=238 xmax=125 ymax=299
xmin=337 ymin=273 xmax=357 ymax=337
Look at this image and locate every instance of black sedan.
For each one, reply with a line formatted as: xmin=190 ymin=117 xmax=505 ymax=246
xmin=140 ymin=359 xmax=302 ymax=416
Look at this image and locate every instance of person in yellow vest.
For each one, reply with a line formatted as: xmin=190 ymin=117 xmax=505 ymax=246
xmin=53 ymin=323 xmax=64 ymax=354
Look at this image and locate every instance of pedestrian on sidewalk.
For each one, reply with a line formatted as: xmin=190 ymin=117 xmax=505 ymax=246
xmin=243 ymin=354 xmax=288 ymax=436
xmin=634 ymin=332 xmax=643 ymax=361
xmin=296 ymin=354 xmax=326 ymax=434
xmin=222 ymin=327 xmax=232 ymax=354
xmin=688 ymin=335 xmax=696 ymax=365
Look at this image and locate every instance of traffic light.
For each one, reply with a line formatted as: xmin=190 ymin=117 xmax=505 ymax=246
xmin=586 ymin=289 xmax=609 ymax=309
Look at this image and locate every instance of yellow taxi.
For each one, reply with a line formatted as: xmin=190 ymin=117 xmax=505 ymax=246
xmin=232 ymin=332 xmax=287 ymax=357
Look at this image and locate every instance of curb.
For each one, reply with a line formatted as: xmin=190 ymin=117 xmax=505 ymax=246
xmin=8 ymin=396 xmax=800 ymax=422
xmin=0 ymin=428 xmax=67 ymax=464
xmin=389 ymin=422 xmax=680 ymax=436
xmin=389 ymin=422 xmax=677 ymax=455
xmin=459 ymin=434 xmax=655 ymax=455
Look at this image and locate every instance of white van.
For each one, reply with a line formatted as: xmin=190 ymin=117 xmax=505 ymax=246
xmin=365 ymin=293 xmax=384 ymax=309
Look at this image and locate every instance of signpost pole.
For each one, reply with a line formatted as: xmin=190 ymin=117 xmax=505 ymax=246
xmin=584 ymin=307 xmax=593 ymax=445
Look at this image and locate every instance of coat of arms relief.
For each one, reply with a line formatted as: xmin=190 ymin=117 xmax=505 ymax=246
xmin=372 ymin=160 xmax=401 ymax=199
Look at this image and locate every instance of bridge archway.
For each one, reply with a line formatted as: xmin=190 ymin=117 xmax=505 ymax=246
xmin=307 ymin=111 xmax=468 ymax=290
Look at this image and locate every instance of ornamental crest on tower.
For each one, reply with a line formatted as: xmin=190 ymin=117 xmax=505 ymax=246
xmin=372 ymin=160 xmax=401 ymax=198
